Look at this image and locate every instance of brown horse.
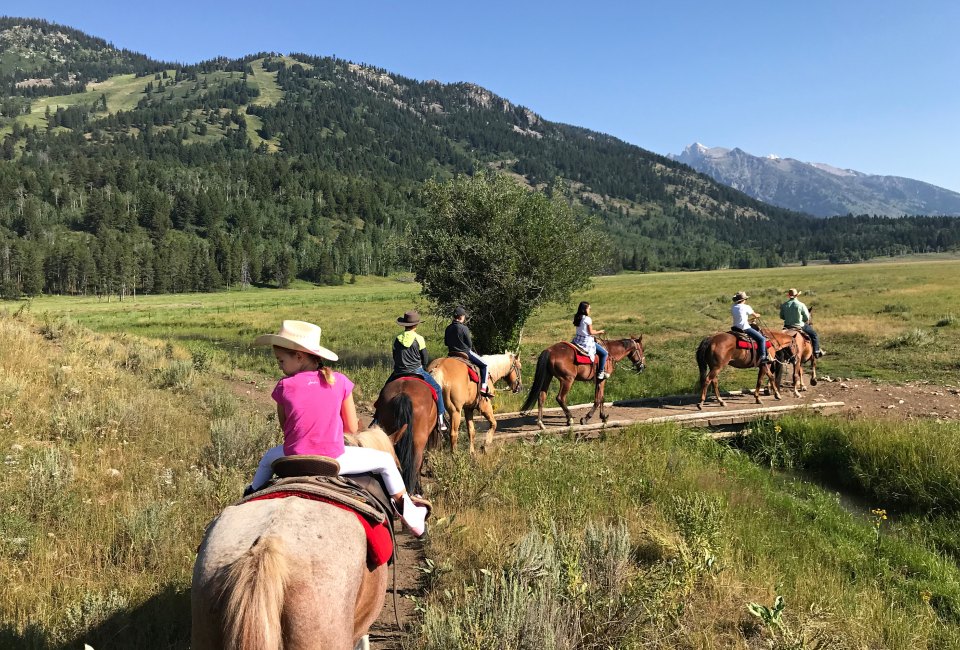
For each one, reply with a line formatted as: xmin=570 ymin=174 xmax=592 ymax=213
xmin=696 ymin=329 xmax=801 ymax=410
xmin=428 ymin=353 xmax=523 ymax=453
xmin=373 ymin=377 xmax=440 ymax=495
xmin=520 ymin=336 xmax=646 ymax=430
xmin=192 ymin=497 xmax=386 ymax=650
xmin=777 ymin=328 xmax=818 ymax=391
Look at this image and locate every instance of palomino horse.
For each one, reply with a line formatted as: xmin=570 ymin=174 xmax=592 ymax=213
xmin=192 ymin=497 xmax=386 ymax=650
xmin=696 ymin=329 xmax=801 ymax=410
xmin=374 ymin=378 xmax=439 ymax=495
xmin=428 ymin=353 xmax=523 ymax=453
xmin=520 ymin=336 xmax=646 ymax=430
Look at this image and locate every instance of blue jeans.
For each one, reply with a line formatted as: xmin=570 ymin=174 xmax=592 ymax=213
xmin=467 ymin=350 xmax=489 ymax=389
xmin=414 ymin=368 xmax=446 ymax=417
xmin=745 ymin=327 xmax=768 ymax=361
xmin=802 ymin=324 xmax=820 ymax=353
xmin=596 ymin=343 xmax=609 ymax=373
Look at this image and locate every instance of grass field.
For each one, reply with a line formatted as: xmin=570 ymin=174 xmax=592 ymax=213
xmin=4 ymin=258 xmax=960 ymax=647
xmin=27 ymin=258 xmax=960 ymax=412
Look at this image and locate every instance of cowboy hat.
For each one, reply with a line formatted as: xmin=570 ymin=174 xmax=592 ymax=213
xmin=732 ymin=291 xmax=749 ymax=302
xmin=253 ymin=320 xmax=339 ymax=361
xmin=786 ymin=288 xmax=801 ymax=297
xmin=397 ymin=310 xmax=421 ymax=326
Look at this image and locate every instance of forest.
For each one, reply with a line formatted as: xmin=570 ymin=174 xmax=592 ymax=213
xmin=1 ymin=17 xmax=959 ymax=298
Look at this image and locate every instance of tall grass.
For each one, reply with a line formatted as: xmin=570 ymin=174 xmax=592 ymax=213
xmin=416 ymin=426 xmax=960 ymax=648
xmin=742 ymin=415 xmax=960 ymax=513
xmin=0 ymin=312 xmax=273 ymax=647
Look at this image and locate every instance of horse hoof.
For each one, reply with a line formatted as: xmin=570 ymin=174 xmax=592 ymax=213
xmin=697 ymin=403 xmax=703 ymax=411
xmin=774 ymin=394 xmax=782 ymax=401
xmin=810 ymin=378 xmax=818 ymax=386
xmin=600 ymin=415 xmax=609 ymax=423
xmin=537 ymin=422 xmax=546 ymax=431
xmin=718 ymin=400 xmax=726 ymax=408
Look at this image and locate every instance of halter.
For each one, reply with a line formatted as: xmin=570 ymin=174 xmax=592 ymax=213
xmin=619 ymin=338 xmax=646 ymax=372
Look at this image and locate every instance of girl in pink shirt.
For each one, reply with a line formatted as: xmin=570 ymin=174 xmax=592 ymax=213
xmin=248 ymin=320 xmax=428 ymax=536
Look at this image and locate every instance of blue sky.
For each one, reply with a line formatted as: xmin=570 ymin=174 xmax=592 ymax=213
xmin=15 ymin=0 xmax=960 ymax=191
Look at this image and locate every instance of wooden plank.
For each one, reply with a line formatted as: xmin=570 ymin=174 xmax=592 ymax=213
xmin=490 ymin=402 xmax=844 ymax=444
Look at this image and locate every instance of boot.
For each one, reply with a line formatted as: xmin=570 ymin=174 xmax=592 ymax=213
xmin=439 ymin=415 xmax=448 ymax=432
xmin=395 ymin=493 xmax=428 ymax=538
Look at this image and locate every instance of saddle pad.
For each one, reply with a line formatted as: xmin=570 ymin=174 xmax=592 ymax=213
xmin=736 ymin=340 xmax=774 ymax=350
xmin=272 ymin=455 xmax=340 ymax=478
xmin=395 ymin=375 xmax=438 ymax=402
xmin=562 ymin=341 xmax=593 ymax=364
xmin=248 ymin=491 xmax=393 ymax=566
xmin=784 ymin=327 xmax=812 ymax=341
xmin=449 ymin=356 xmax=480 ymax=383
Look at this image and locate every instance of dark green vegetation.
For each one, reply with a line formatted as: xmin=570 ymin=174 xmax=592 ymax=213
xmin=2 ymin=17 xmax=960 ymax=300
xmin=413 ymin=173 xmax=606 ymax=350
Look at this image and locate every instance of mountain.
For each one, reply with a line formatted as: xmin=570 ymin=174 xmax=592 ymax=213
xmin=1 ymin=18 xmax=959 ymax=298
xmin=671 ymin=143 xmax=960 ymax=218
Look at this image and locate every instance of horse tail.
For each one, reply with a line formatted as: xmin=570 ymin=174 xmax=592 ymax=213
xmin=696 ymin=337 xmax=711 ymax=391
xmin=389 ymin=392 xmax=418 ymax=492
xmin=520 ymin=350 xmax=552 ymax=414
xmin=221 ymin=536 xmax=288 ymax=650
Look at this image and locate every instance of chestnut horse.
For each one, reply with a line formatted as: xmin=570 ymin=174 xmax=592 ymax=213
xmin=696 ymin=329 xmax=801 ymax=410
xmin=192 ymin=497 xmax=386 ymax=650
xmin=776 ymin=328 xmax=818 ymax=391
xmin=373 ymin=378 xmax=439 ymax=495
xmin=428 ymin=353 xmax=523 ymax=453
xmin=520 ymin=336 xmax=646 ymax=430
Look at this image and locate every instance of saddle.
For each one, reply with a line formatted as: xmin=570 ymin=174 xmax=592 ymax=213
xmin=783 ymin=326 xmax=812 ymax=342
xmin=449 ymin=353 xmax=481 ymax=384
xmin=729 ymin=329 xmax=773 ymax=367
xmin=563 ymin=341 xmax=607 ymax=379
xmin=241 ymin=463 xmax=395 ymax=567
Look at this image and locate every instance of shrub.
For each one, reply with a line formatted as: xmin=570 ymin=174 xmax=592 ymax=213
xmin=201 ymin=415 xmax=278 ymax=472
xmin=884 ymin=328 xmax=932 ymax=349
xmin=152 ymin=360 xmax=194 ymax=390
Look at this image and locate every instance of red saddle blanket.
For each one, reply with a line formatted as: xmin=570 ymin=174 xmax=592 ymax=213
xmin=736 ymin=340 xmax=774 ymax=350
xmin=562 ymin=341 xmax=593 ymax=365
xmin=249 ymin=491 xmax=393 ymax=567
xmin=395 ymin=375 xmax=438 ymax=402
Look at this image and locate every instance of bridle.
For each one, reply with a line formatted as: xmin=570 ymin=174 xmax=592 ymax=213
xmin=508 ymin=354 xmax=523 ymax=393
xmin=626 ymin=338 xmax=646 ymax=372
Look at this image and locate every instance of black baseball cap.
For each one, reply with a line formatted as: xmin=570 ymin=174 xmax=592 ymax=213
xmin=453 ymin=306 xmax=468 ymax=318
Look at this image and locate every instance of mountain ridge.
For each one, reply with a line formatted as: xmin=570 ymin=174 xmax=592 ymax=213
xmin=0 ymin=17 xmax=959 ymax=299
xmin=670 ymin=142 xmax=960 ymax=217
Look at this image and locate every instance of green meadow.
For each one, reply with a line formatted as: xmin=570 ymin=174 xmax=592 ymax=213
xmin=2 ymin=257 xmax=959 ymax=647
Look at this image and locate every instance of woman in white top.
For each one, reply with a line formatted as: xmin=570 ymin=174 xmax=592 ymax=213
xmin=731 ymin=291 xmax=768 ymax=363
xmin=572 ymin=301 xmax=609 ymax=380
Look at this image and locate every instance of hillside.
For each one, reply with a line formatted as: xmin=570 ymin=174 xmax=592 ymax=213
xmin=672 ymin=142 xmax=960 ymax=217
xmin=1 ymin=17 xmax=960 ymax=298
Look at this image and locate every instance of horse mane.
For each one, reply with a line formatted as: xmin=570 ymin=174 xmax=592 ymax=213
xmin=348 ymin=426 xmax=401 ymax=468
xmin=220 ymin=535 xmax=289 ymax=650
xmin=480 ymin=353 xmax=513 ymax=381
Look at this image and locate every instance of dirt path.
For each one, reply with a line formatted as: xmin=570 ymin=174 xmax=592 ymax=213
xmin=368 ymin=531 xmax=423 ymax=649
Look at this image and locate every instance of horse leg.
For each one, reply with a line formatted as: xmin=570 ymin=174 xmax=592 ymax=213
xmin=556 ymin=378 xmax=574 ymax=427
xmin=537 ymin=388 xmax=547 ymax=430
xmin=753 ymin=368 xmax=764 ymax=404
xmin=478 ymin=400 xmax=497 ymax=450
xmin=710 ymin=368 xmax=725 ymax=407
xmin=464 ymin=407 xmax=477 ymax=455
xmin=448 ymin=408 xmax=462 ymax=452
xmin=810 ymin=356 xmax=818 ymax=386
xmin=769 ymin=365 xmax=782 ymax=400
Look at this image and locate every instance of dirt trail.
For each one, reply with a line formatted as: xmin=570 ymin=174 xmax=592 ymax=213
xmin=368 ymin=531 xmax=423 ymax=649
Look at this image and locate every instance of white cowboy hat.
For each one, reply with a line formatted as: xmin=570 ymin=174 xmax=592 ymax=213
xmin=254 ymin=320 xmax=339 ymax=361
xmin=732 ymin=291 xmax=749 ymax=302
xmin=786 ymin=288 xmax=801 ymax=297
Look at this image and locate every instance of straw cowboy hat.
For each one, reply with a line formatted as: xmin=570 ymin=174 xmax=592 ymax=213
xmin=732 ymin=291 xmax=749 ymax=302
xmin=253 ymin=320 xmax=338 ymax=361
xmin=786 ymin=288 xmax=801 ymax=297
xmin=397 ymin=310 xmax=421 ymax=326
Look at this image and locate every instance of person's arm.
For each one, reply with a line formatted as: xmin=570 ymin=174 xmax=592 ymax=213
xmin=340 ymin=392 xmax=359 ymax=434
xmin=420 ymin=347 xmax=430 ymax=368
xmin=276 ymin=403 xmax=287 ymax=429
xmin=801 ymin=304 xmax=811 ymax=322
xmin=586 ymin=323 xmax=605 ymax=336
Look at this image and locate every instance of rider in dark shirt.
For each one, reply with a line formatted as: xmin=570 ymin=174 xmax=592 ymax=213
xmin=389 ymin=310 xmax=446 ymax=431
xmin=444 ymin=306 xmax=490 ymax=397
